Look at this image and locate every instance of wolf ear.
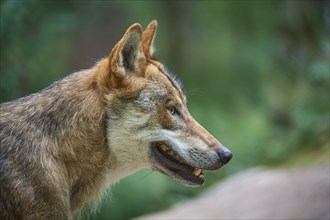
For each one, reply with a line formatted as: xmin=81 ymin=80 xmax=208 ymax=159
xmin=98 ymin=23 xmax=144 ymax=92
xmin=142 ymin=20 xmax=158 ymax=58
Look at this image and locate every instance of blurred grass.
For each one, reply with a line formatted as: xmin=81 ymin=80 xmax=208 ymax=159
xmin=0 ymin=1 xmax=329 ymax=219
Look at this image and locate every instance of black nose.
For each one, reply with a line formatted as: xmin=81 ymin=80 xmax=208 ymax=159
xmin=218 ymin=148 xmax=233 ymax=164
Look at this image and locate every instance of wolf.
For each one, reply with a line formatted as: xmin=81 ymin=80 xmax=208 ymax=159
xmin=0 ymin=20 xmax=232 ymax=219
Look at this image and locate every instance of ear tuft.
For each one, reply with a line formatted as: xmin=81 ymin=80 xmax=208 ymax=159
xmin=142 ymin=20 xmax=158 ymax=58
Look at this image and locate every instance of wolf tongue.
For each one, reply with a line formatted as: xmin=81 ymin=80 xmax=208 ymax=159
xmin=172 ymin=163 xmax=194 ymax=176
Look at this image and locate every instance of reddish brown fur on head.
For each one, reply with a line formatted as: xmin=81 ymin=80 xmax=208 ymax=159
xmin=97 ymin=20 xmax=158 ymax=94
xmin=142 ymin=20 xmax=158 ymax=58
xmin=97 ymin=20 xmax=232 ymax=187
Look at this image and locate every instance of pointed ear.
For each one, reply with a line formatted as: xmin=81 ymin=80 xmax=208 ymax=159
xmin=110 ymin=23 xmax=144 ymax=78
xmin=98 ymin=23 xmax=144 ymax=92
xmin=142 ymin=20 xmax=158 ymax=58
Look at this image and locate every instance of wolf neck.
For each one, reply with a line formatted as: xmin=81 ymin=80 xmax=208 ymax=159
xmin=39 ymin=67 xmax=141 ymax=186
xmin=27 ymin=66 xmax=145 ymax=211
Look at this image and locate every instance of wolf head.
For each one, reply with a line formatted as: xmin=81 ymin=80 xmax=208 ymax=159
xmin=96 ymin=21 xmax=232 ymax=186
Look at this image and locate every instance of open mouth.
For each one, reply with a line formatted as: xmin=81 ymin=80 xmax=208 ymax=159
xmin=151 ymin=142 xmax=204 ymax=185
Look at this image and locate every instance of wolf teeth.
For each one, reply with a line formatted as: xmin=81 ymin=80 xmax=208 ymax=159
xmin=159 ymin=144 xmax=177 ymax=157
xmin=193 ymin=168 xmax=203 ymax=177
xmin=158 ymin=144 xmax=204 ymax=178
xmin=167 ymin=150 xmax=175 ymax=157
xmin=158 ymin=144 xmax=183 ymax=162
xmin=159 ymin=144 xmax=170 ymax=152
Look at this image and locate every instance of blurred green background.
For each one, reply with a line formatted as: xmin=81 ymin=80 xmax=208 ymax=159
xmin=1 ymin=0 xmax=329 ymax=219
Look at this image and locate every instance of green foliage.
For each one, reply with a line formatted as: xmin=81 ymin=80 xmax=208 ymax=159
xmin=1 ymin=1 xmax=329 ymax=219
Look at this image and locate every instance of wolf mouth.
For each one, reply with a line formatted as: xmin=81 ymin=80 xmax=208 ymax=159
xmin=151 ymin=142 xmax=204 ymax=185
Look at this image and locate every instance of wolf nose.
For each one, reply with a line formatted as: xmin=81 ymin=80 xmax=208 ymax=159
xmin=217 ymin=147 xmax=233 ymax=164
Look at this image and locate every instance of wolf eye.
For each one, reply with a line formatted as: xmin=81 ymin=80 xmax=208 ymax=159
xmin=169 ymin=106 xmax=180 ymax=116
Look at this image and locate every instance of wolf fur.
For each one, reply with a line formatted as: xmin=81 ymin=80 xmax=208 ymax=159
xmin=0 ymin=21 xmax=232 ymax=219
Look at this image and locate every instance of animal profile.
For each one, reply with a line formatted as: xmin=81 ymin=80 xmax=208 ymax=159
xmin=0 ymin=20 xmax=232 ymax=218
